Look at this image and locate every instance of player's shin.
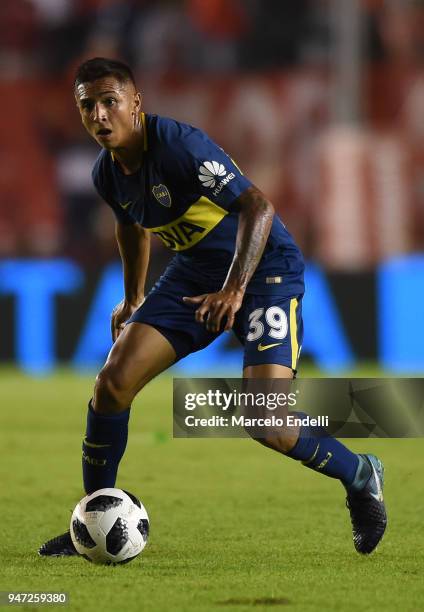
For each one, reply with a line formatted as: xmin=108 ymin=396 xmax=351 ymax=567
xmin=82 ymin=400 xmax=130 ymax=493
xmin=284 ymin=412 xmax=371 ymax=490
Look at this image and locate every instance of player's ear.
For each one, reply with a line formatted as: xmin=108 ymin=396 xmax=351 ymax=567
xmin=133 ymin=91 xmax=142 ymax=113
xmin=132 ymin=93 xmax=142 ymax=127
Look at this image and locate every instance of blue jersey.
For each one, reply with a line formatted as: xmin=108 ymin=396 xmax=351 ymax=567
xmin=92 ymin=113 xmax=304 ymax=297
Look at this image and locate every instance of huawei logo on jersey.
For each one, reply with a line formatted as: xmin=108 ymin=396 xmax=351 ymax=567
xmin=198 ymin=161 xmax=226 ymax=188
xmin=199 ymin=160 xmax=236 ymax=196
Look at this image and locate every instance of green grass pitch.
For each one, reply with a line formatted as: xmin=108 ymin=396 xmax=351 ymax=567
xmin=0 ymin=368 xmax=423 ymax=612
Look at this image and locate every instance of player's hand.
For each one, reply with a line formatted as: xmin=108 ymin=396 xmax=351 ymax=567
xmin=183 ymin=289 xmax=244 ymax=333
xmin=111 ymin=299 xmax=144 ymax=342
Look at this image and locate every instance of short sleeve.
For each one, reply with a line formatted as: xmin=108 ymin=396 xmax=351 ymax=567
xmin=163 ymin=125 xmax=252 ymax=209
xmin=92 ymin=154 xmax=135 ymax=225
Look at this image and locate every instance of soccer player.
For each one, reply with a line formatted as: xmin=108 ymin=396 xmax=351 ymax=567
xmin=39 ymin=58 xmax=386 ymax=557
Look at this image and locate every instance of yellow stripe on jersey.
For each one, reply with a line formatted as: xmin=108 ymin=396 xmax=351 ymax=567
xmin=290 ymin=298 xmax=299 ymax=370
xmin=141 ymin=112 xmax=148 ymax=151
xmin=230 ymin=157 xmax=243 ymax=174
xmin=148 ymin=196 xmax=228 ymax=251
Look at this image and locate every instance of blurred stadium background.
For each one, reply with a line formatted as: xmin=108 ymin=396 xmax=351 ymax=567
xmin=0 ymin=0 xmax=423 ymax=376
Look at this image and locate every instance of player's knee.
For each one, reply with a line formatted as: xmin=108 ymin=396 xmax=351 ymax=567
xmin=94 ymin=365 xmax=136 ymax=413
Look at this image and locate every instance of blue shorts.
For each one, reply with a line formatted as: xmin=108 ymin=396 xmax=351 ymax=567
xmin=128 ymin=276 xmax=303 ymax=371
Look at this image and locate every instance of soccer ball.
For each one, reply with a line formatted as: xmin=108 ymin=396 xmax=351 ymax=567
xmin=70 ymin=488 xmax=149 ymax=564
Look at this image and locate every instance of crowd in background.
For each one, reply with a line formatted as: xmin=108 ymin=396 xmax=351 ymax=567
xmin=1 ymin=0 xmax=424 ymax=269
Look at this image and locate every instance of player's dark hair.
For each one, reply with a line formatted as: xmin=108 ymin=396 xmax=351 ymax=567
xmin=74 ymin=57 xmax=136 ymax=90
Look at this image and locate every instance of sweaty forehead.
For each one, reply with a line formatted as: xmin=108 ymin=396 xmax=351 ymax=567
xmin=75 ymin=77 xmax=134 ymax=100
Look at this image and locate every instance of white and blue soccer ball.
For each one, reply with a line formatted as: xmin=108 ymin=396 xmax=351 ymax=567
xmin=70 ymin=488 xmax=149 ymax=564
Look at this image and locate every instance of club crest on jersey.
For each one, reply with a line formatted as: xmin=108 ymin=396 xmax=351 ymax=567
xmin=152 ymin=184 xmax=172 ymax=207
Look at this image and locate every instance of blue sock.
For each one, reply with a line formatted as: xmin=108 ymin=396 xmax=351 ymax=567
xmin=82 ymin=401 xmax=130 ymax=494
xmin=285 ymin=412 xmax=369 ymax=489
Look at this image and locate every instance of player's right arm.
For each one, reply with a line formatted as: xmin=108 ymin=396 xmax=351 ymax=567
xmin=112 ymin=221 xmax=150 ymax=341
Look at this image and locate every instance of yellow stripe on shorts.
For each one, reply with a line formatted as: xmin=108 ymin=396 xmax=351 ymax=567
xmin=290 ymin=298 xmax=299 ymax=370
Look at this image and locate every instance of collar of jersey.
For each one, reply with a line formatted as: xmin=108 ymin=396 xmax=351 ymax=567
xmin=110 ymin=112 xmax=148 ymax=164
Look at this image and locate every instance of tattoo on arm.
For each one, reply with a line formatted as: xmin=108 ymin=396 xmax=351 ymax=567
xmin=223 ymin=186 xmax=274 ymax=293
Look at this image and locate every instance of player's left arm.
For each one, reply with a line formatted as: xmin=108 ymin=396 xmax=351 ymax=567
xmin=183 ymin=186 xmax=274 ymax=332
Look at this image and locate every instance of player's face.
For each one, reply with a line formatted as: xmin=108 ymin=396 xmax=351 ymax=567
xmin=75 ymin=77 xmax=141 ymax=149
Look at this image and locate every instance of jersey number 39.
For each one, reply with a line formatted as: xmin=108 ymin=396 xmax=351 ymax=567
xmin=246 ymin=307 xmax=288 ymax=342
